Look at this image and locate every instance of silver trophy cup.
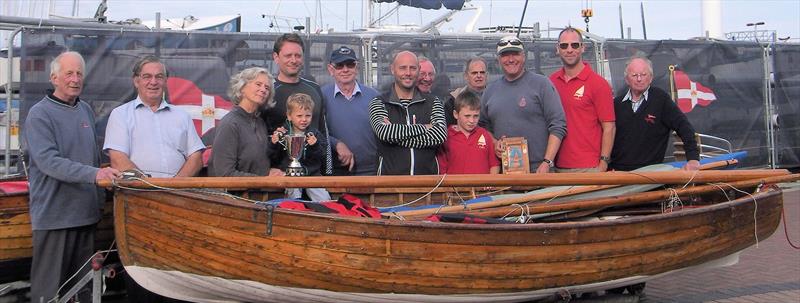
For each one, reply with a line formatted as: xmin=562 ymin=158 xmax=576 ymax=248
xmin=283 ymin=133 xmax=307 ymax=176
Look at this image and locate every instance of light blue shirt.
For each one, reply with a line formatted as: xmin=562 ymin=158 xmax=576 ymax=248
xmin=103 ymin=97 xmax=205 ymax=177
xmin=334 ymin=82 xmax=362 ymax=101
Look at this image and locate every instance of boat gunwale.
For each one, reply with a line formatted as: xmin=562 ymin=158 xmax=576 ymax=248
xmin=115 ymin=186 xmax=782 ymax=232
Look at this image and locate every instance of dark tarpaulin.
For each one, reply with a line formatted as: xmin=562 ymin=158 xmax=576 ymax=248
xmin=374 ymin=0 xmax=465 ymax=10
xmin=17 ymin=28 xmax=798 ymax=168
xmin=772 ymin=44 xmax=800 ymax=168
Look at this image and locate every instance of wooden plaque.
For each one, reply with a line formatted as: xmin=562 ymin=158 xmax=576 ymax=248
xmin=501 ymin=137 xmax=530 ymax=174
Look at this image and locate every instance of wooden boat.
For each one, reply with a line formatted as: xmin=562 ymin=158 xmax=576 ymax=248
xmin=0 ymin=177 xmax=116 ymax=284
xmin=111 ymin=170 xmax=794 ymax=303
xmin=0 ymin=176 xmax=31 ymax=284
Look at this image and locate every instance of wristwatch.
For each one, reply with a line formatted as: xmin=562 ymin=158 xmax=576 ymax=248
xmin=599 ymin=156 xmax=611 ymax=163
xmin=542 ymin=158 xmax=554 ymax=168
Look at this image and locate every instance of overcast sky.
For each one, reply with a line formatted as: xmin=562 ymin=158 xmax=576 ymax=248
xmin=3 ymin=0 xmax=800 ymax=41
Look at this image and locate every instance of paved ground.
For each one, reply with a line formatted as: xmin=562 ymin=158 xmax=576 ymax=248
xmin=636 ymin=186 xmax=800 ymax=303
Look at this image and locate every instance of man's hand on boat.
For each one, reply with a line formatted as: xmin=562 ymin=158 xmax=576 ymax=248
xmin=683 ymin=160 xmax=701 ymax=171
xmin=96 ymin=167 xmax=122 ymax=183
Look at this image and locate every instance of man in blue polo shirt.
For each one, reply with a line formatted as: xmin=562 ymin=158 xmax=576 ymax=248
xmin=322 ymin=46 xmax=380 ymax=175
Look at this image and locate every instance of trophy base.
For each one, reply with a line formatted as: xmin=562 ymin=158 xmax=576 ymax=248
xmin=286 ymin=166 xmax=305 ymax=177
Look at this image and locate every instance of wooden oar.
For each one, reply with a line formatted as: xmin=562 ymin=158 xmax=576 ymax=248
xmin=100 ymin=168 xmax=786 ymax=189
xmin=384 ymin=159 xmax=738 ymax=218
xmin=445 ymin=173 xmax=800 ymax=219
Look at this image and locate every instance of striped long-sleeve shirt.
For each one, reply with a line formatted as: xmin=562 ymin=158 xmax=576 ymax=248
xmin=368 ymin=87 xmax=446 ymax=175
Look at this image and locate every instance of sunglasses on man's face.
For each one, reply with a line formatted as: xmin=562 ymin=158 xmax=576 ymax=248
xmin=497 ymin=39 xmax=523 ymax=47
xmin=333 ymin=61 xmax=357 ymax=70
xmin=558 ymin=42 xmax=582 ymax=50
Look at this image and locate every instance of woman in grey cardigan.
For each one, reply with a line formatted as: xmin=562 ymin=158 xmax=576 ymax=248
xmin=209 ymin=67 xmax=284 ymax=177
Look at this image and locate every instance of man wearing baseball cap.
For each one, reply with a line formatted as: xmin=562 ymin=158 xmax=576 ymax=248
xmin=322 ymin=46 xmax=381 ymax=175
xmin=479 ymin=35 xmax=567 ymax=173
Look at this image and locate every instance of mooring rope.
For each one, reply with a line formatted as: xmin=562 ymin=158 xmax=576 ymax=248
xmin=378 ymin=173 xmax=448 ymax=210
xmin=715 ymin=182 xmax=760 ymax=248
xmin=113 ymin=176 xmax=268 ymax=205
xmin=49 ymin=248 xmax=118 ymax=303
xmin=781 ymin=205 xmax=800 ymax=250
xmin=662 ymin=188 xmax=683 ymax=213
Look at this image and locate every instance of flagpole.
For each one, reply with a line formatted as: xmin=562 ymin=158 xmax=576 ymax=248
xmin=668 ymin=65 xmax=676 ymax=101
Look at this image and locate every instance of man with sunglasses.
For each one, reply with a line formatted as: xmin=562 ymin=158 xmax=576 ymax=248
xmin=445 ymin=57 xmax=488 ymax=125
xmin=480 ymin=35 xmax=566 ymax=174
xmin=322 ymin=46 xmax=380 ymax=175
xmin=549 ymin=27 xmax=615 ymax=172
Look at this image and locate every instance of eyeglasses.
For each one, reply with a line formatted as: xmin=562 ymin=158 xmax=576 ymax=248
xmin=497 ymin=39 xmax=523 ymax=47
xmin=628 ymin=73 xmax=650 ymax=79
xmin=138 ymin=73 xmax=165 ymax=82
xmin=558 ymin=42 xmax=582 ymax=50
xmin=333 ymin=61 xmax=357 ymax=70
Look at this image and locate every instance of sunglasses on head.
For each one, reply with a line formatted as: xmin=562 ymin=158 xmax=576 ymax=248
xmin=558 ymin=42 xmax=582 ymax=50
xmin=497 ymin=39 xmax=523 ymax=47
xmin=333 ymin=61 xmax=357 ymax=70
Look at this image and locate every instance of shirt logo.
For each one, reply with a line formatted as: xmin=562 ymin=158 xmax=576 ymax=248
xmin=477 ymin=135 xmax=487 ymax=149
xmin=518 ymin=97 xmax=527 ymax=107
xmin=573 ymin=85 xmax=585 ymax=100
xmin=80 ymin=122 xmax=90 ymax=128
xmin=645 ymin=114 xmax=656 ymax=124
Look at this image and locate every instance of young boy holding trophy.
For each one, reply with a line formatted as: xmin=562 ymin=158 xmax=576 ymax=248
xmin=271 ymin=93 xmax=331 ymax=201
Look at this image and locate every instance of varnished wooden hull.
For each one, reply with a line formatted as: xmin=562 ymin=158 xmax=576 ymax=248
xmin=0 ymin=184 xmax=116 ymax=283
xmin=0 ymin=192 xmax=32 ymax=283
xmin=113 ymin=186 xmax=784 ymax=302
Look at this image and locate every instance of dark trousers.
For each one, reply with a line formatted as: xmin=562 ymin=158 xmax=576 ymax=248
xmin=30 ymin=224 xmax=96 ymax=303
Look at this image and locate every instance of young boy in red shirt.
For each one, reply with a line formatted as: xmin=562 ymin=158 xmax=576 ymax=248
xmin=437 ymin=90 xmax=500 ymax=174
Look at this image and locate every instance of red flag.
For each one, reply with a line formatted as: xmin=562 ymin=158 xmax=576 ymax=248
xmin=167 ymin=77 xmax=233 ymax=136
xmin=674 ymin=70 xmax=717 ymax=113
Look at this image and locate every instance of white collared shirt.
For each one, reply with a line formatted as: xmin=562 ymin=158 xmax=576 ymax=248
xmin=622 ymin=87 xmax=650 ymax=113
xmin=334 ymin=82 xmax=362 ymax=101
xmin=103 ymin=97 xmax=205 ymax=177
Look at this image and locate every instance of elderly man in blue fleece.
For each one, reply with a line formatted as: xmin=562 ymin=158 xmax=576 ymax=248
xmin=25 ymin=51 xmax=121 ymax=303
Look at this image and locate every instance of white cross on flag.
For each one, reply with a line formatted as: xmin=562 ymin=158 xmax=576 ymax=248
xmin=167 ymin=77 xmax=233 ymax=136
xmin=674 ymin=70 xmax=717 ymax=113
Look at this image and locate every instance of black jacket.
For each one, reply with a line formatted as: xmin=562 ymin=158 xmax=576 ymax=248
xmin=368 ymin=86 xmax=447 ymax=175
xmin=611 ymin=86 xmax=699 ymax=171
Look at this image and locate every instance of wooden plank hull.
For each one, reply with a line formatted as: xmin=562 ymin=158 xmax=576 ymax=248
xmin=0 ymin=185 xmax=116 ymax=283
xmin=122 ymin=252 xmax=741 ymax=303
xmin=0 ymin=192 xmax=32 ymax=284
xmin=114 ymin=186 xmax=783 ymax=302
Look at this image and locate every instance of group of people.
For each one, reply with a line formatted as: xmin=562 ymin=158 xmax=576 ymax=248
xmin=24 ymin=28 xmax=701 ymax=302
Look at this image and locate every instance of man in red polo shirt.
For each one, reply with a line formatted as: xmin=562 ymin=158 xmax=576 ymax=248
xmin=437 ymin=90 xmax=500 ymax=174
xmin=549 ymin=27 xmax=616 ymax=172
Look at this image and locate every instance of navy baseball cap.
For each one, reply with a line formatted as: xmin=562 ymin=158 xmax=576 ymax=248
xmin=330 ymin=46 xmax=358 ymax=64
